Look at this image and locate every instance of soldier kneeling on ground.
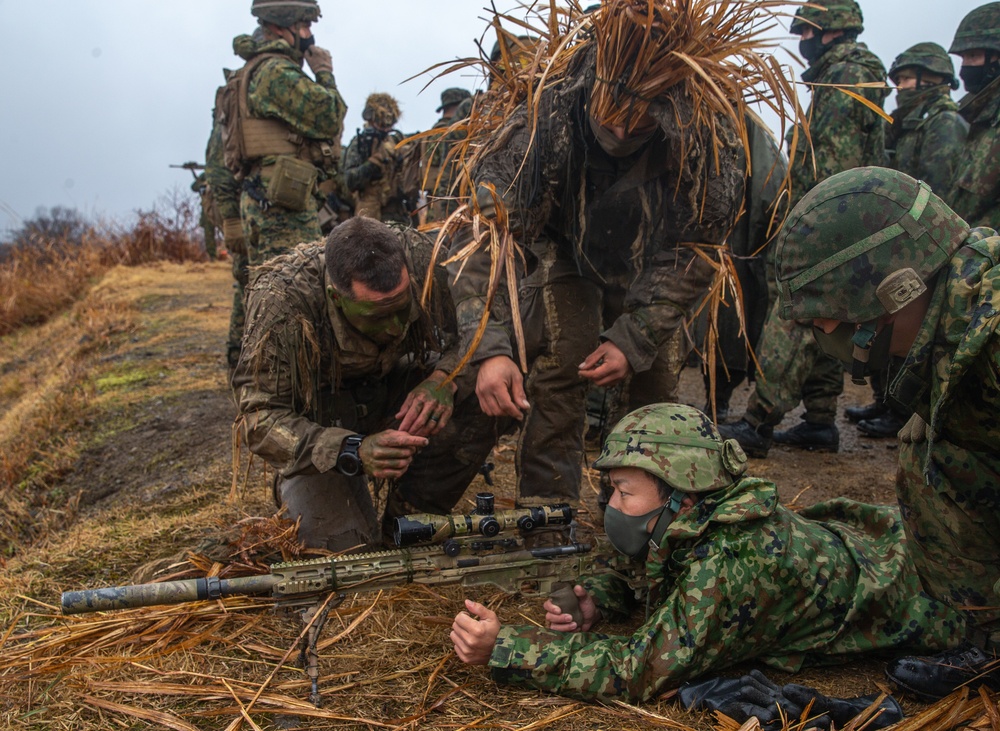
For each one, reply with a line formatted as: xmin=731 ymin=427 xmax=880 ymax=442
xmin=232 ymin=217 xmax=506 ymax=551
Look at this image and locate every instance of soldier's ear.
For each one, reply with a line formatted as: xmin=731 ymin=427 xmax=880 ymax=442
xmin=327 ymin=285 xmax=341 ymax=307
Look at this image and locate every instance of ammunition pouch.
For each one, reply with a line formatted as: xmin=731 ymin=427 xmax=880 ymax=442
xmin=265 ymin=155 xmax=318 ymax=212
xmin=242 ymin=117 xmax=301 ymax=162
xmin=222 ymin=217 xmax=247 ymax=255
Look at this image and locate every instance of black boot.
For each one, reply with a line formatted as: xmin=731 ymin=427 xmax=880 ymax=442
xmin=886 ymin=642 xmax=1000 ymax=701
xmin=857 ymin=410 xmax=908 ymax=438
xmin=773 ymin=422 xmax=839 ymax=452
xmin=845 ymin=401 xmax=887 ymax=422
xmin=717 ymin=419 xmax=773 ymax=459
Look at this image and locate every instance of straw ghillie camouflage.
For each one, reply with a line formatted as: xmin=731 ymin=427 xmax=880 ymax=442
xmin=594 ymin=404 xmax=748 ymax=493
xmin=889 ymin=42 xmax=959 ymax=89
xmin=949 ymin=2 xmax=1000 ymax=54
xmin=776 ymin=167 xmax=970 ymax=323
xmin=789 ymin=0 xmax=864 ymax=35
xmin=362 ymin=93 xmax=401 ymax=129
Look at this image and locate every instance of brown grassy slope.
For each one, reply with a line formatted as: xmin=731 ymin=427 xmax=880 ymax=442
xmin=0 ymin=260 xmax=991 ymax=730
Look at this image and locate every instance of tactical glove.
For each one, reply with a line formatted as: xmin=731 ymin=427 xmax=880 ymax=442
xmin=898 ymin=413 xmax=928 ymax=444
xmin=221 ymin=217 xmax=246 ymax=255
xmin=678 ymin=669 xmax=904 ymax=730
xmin=305 ymin=46 xmax=333 ymax=76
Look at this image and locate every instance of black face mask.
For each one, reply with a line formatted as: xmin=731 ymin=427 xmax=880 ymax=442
xmin=960 ymin=63 xmax=999 ymax=94
xmin=799 ymin=36 xmax=830 ymax=65
xmin=298 ymin=34 xmax=316 ymax=53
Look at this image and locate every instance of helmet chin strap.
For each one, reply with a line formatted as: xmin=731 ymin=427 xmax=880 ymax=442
xmin=649 ymin=489 xmax=686 ymax=550
xmin=850 ymin=322 xmax=878 ymax=385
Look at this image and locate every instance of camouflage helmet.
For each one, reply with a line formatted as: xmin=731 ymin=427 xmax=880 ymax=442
xmin=889 ymin=42 xmax=959 ymax=89
xmin=789 ymin=0 xmax=864 ymax=35
xmin=775 ymin=167 xmax=969 ymax=325
xmin=950 ymin=3 xmax=1000 ymax=55
xmin=362 ymin=93 xmax=401 ymax=129
xmin=436 ymin=87 xmax=472 ymax=113
xmin=251 ymin=0 xmax=321 ymax=27
xmin=593 ymin=403 xmax=748 ymax=493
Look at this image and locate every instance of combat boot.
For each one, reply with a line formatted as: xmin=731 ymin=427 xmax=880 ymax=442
xmin=773 ymin=422 xmax=839 ymax=452
xmin=857 ymin=411 xmax=907 ymax=438
xmin=886 ymin=642 xmax=1000 ymax=701
xmin=845 ymin=401 xmax=886 ymax=423
xmin=717 ymin=419 xmax=773 ymax=459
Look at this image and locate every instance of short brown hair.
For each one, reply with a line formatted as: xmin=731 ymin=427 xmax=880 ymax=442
xmin=325 ymin=218 xmax=407 ymax=293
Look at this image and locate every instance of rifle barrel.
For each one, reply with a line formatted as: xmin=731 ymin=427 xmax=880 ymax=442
xmin=61 ymin=574 xmax=278 ymax=615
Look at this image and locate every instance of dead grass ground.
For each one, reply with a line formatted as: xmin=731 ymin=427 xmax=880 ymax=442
xmin=0 ymin=260 xmax=993 ymax=730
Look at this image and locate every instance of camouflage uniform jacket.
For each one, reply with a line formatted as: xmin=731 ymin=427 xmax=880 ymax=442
xmin=947 ymin=77 xmax=1000 ymax=228
xmin=887 ymin=88 xmax=969 ymax=199
xmin=232 ymin=233 xmax=460 ymax=477
xmin=452 ymin=45 xmax=745 ymax=373
xmin=789 ymin=41 xmax=888 ymax=208
xmin=235 ymin=34 xmax=347 ymax=173
xmin=488 ymin=478 xmax=960 ymax=701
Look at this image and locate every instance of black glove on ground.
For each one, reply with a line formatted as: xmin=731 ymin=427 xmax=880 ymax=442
xmin=678 ymin=669 xmax=903 ymax=730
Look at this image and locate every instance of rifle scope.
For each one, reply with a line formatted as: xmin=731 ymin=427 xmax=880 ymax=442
xmin=393 ymin=492 xmax=573 ymax=548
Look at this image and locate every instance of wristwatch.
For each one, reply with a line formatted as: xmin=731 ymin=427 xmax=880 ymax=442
xmin=336 ymin=434 xmax=365 ymax=476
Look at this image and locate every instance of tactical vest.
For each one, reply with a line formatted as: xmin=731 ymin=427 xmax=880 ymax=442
xmin=219 ymin=52 xmax=341 ymax=179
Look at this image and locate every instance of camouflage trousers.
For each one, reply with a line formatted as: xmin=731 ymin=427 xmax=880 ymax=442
xmin=897 ymin=436 xmax=1000 ymax=644
xmin=515 ymin=248 xmax=687 ymax=507
xmin=240 ymin=189 xmax=322 ymax=267
xmin=276 ymin=370 xmax=505 ymax=551
xmin=227 ymin=251 xmax=250 ymax=361
xmin=744 ymin=300 xmax=844 ymax=428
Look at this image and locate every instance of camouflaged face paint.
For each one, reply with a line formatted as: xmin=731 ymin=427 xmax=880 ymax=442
xmin=330 ymin=285 xmax=412 ymax=344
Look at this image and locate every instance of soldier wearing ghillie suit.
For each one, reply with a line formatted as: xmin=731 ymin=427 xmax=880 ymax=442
xmin=343 ymin=94 xmax=420 ymax=226
xmin=232 ymin=218 xmax=504 ymax=551
xmin=449 ymin=403 xmax=962 ymax=702
xmin=449 ymin=3 xmax=747 ymax=511
xmin=223 ymin=0 xmax=347 ymax=266
xmin=775 ymin=166 xmax=1000 ymax=700
xmin=720 ymin=0 xmax=888 ymax=457
xmin=848 ymin=43 xmax=969 ymax=439
xmin=206 ymin=69 xmax=250 ymax=370
xmin=423 ymin=87 xmax=472 ymax=224
xmin=946 ymin=3 xmax=1000 ymax=229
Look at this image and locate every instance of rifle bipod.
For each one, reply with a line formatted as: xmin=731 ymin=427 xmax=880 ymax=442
xmin=298 ymin=594 xmax=344 ymax=707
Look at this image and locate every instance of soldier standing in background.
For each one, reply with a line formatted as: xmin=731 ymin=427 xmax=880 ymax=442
xmin=849 ymin=42 xmax=968 ymax=439
xmin=206 ymin=68 xmax=249 ymax=371
xmin=946 ymin=2 xmax=1000 ymax=229
xmin=720 ymin=0 xmax=887 ymax=457
xmin=423 ymin=87 xmax=472 ymax=223
xmin=343 ymin=94 xmax=420 ymax=226
xmin=223 ymin=0 xmax=347 ymax=266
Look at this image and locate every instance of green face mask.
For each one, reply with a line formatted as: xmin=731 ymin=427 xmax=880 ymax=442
xmin=603 ymin=503 xmax=672 ymax=559
xmin=329 ymin=285 xmax=412 ymax=345
xmin=812 ymin=322 xmax=894 ymax=384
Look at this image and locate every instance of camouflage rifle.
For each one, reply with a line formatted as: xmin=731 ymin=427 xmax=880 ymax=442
xmin=61 ymin=493 xmax=609 ymax=705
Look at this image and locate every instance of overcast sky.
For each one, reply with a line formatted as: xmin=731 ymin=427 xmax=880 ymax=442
xmin=0 ymin=1 xmax=987 ymax=236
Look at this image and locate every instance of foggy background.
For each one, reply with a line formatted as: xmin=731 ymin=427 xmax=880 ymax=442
xmin=0 ymin=0 xmax=985 ymax=235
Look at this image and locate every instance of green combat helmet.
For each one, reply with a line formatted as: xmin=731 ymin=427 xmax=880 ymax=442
xmin=362 ymin=93 xmax=401 ymax=129
xmin=436 ymin=88 xmax=472 ymax=113
xmin=789 ymin=0 xmax=864 ymax=35
xmin=889 ymin=42 xmax=959 ymax=89
xmin=949 ymin=2 xmax=1000 ymax=55
xmin=594 ymin=403 xmax=748 ymax=494
xmin=775 ymin=167 xmax=969 ymax=381
xmin=251 ymin=0 xmax=321 ymax=27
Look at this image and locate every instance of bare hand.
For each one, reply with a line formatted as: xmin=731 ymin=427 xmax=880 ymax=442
xmin=450 ymin=599 xmax=501 ymax=665
xmin=396 ymin=371 xmax=456 ymax=437
xmin=543 ymin=585 xmax=599 ymax=632
xmin=578 ymin=341 xmax=631 ymax=387
xmin=359 ymin=430 xmax=427 ymax=479
xmin=475 ymin=355 xmax=529 ymax=420
xmin=304 ymin=46 xmax=333 ymax=75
